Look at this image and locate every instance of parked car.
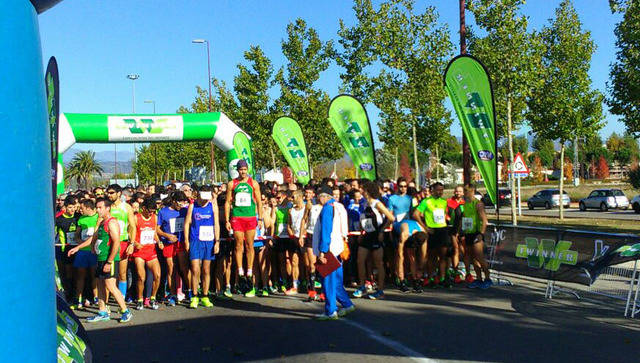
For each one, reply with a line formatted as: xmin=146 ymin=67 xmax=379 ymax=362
xmin=579 ymin=189 xmax=630 ymax=212
xmin=527 ymin=189 xmax=571 ymax=210
xmin=630 ymin=195 xmax=640 ymax=214
xmin=482 ymin=189 xmax=512 ymax=207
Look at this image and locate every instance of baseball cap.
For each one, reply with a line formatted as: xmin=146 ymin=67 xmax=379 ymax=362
xmin=318 ymin=185 xmax=332 ymax=196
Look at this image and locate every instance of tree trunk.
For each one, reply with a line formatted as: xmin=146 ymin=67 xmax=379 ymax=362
xmin=436 ymin=145 xmax=440 ymax=181
xmin=559 ymin=144 xmax=565 ymax=220
xmin=413 ymin=122 xmax=419 ymax=188
xmin=394 ymin=147 xmax=399 ymax=181
xmin=271 ymin=147 xmax=277 ymax=171
xmin=507 ymin=97 xmax=517 ymax=226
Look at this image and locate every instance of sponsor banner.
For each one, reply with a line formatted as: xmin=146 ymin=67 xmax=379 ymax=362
xmin=444 ymin=55 xmax=497 ymax=204
xmin=272 ymin=116 xmax=310 ymax=185
xmin=227 ymin=132 xmax=254 ymax=180
xmin=327 ymin=94 xmax=377 ymax=180
xmin=56 ymin=292 xmax=91 ymax=362
xmin=107 ymin=115 xmax=184 ymax=142
xmin=45 ymin=57 xmax=59 ymax=209
xmin=490 ymin=224 xmax=640 ymax=285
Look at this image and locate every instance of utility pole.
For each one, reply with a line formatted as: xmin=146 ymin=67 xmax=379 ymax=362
xmin=192 ymin=39 xmax=217 ymax=183
xmin=127 ymin=74 xmax=140 ymax=185
xmin=460 ymin=0 xmax=472 ymax=185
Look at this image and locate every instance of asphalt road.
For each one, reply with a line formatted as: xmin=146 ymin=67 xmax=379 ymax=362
xmin=490 ymin=205 xmax=640 ymax=221
xmin=78 ymin=283 xmax=640 ymax=362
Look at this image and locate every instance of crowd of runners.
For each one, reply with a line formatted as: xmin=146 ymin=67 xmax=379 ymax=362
xmin=55 ymin=160 xmax=492 ymax=323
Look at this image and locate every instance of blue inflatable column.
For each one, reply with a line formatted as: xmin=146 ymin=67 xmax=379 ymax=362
xmin=0 ymin=0 xmax=56 ymax=360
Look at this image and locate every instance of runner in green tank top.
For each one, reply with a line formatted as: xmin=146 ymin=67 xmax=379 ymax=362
xmin=106 ymin=184 xmax=137 ymax=301
xmin=67 ymin=199 xmax=100 ymax=310
xmin=224 ymin=160 xmax=264 ymax=297
xmin=460 ymin=184 xmax=492 ymax=289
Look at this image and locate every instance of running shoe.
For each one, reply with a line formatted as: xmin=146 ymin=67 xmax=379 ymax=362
xmin=365 ymin=281 xmax=373 ymax=292
xmin=465 ymin=274 xmax=475 ymax=283
xmin=189 ymin=297 xmax=199 ymax=309
xmin=284 ymin=287 xmax=298 ymax=296
xmin=280 ymin=284 xmax=287 ymax=293
xmin=125 ymin=296 xmax=134 ymax=304
xmin=307 ymin=290 xmax=317 ymax=301
xmin=352 ymin=286 xmax=366 ymax=298
xmin=143 ymin=298 xmax=151 ymax=308
xmin=200 ymin=297 xmax=213 ymax=307
xmin=412 ymin=280 xmax=423 ymax=293
xmin=337 ymin=305 xmax=356 ymax=317
xmin=120 ymin=310 xmax=132 ymax=323
xmin=318 ymin=293 xmax=326 ymax=302
xmin=86 ymin=311 xmax=110 ymax=323
xmin=136 ymin=300 xmax=144 ymax=310
xmin=480 ymin=278 xmax=493 ymax=289
xmin=83 ymin=299 xmax=91 ymax=308
xmin=314 ymin=281 xmax=322 ymax=289
xmin=399 ymin=282 xmax=410 ymax=293
xmin=167 ymin=296 xmax=176 ymax=306
xmin=92 ymin=297 xmax=99 ymax=305
xmin=245 ymin=288 xmax=256 ymax=298
xmin=150 ymin=298 xmax=159 ymax=310
xmin=261 ymin=289 xmax=269 ymax=297
xmin=468 ymin=280 xmax=482 ymax=289
xmin=428 ymin=277 xmax=437 ymax=289
xmin=224 ymin=287 xmax=233 ymax=298
xmin=454 ymin=274 xmax=463 ymax=284
xmin=315 ymin=312 xmax=339 ymax=321
xmin=368 ymin=289 xmax=385 ymax=300
xmin=268 ymin=285 xmax=278 ymax=295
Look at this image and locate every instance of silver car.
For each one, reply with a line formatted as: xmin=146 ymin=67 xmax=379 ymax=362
xmin=579 ymin=189 xmax=629 ymax=212
xmin=527 ymin=189 xmax=571 ymax=210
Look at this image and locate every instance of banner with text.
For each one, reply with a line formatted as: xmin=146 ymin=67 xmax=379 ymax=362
xmin=444 ymin=55 xmax=497 ymax=204
xmin=45 ymin=57 xmax=60 ymax=204
xmin=272 ymin=116 xmax=310 ymax=185
xmin=227 ymin=132 xmax=255 ymax=180
xmin=327 ymin=95 xmax=377 ymax=180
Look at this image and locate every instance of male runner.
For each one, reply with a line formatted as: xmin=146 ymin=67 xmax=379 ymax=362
xmin=67 ymin=199 xmax=99 ymax=309
xmin=225 ymin=160 xmax=263 ymax=298
xmin=132 ymin=199 xmax=161 ymax=310
xmin=302 ymin=185 xmax=323 ymax=300
xmin=105 ymin=184 xmax=137 ymax=299
xmin=458 ymin=184 xmax=492 ymax=289
xmin=185 ymin=186 xmax=219 ymax=308
xmin=447 ymin=185 xmax=466 ymax=283
xmin=284 ymin=190 xmax=305 ymax=295
xmin=55 ymin=195 xmax=79 ymax=294
xmin=85 ymin=198 xmax=132 ymax=323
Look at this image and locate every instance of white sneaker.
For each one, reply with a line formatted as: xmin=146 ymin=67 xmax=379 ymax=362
xmin=315 ymin=312 xmax=339 ymax=321
xmin=338 ymin=305 xmax=356 ymax=317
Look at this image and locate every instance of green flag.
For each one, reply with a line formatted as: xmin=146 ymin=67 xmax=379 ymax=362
xmin=444 ymin=55 xmax=497 ymax=204
xmin=227 ymin=132 xmax=255 ymax=179
xmin=45 ymin=57 xmax=61 ymax=202
xmin=272 ymin=117 xmax=310 ymax=185
xmin=327 ymin=95 xmax=377 ymax=180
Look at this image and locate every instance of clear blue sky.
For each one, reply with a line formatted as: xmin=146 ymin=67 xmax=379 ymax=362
xmin=39 ymin=0 xmax=624 ymax=156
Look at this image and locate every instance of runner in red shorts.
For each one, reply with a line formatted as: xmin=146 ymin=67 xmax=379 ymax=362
xmin=225 ymin=159 xmax=264 ymax=297
xmin=132 ymin=199 xmax=161 ymax=310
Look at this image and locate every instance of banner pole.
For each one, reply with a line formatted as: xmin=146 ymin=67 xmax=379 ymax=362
xmin=625 ymin=259 xmax=636 ymax=317
xmin=517 ymin=175 xmax=522 ymax=216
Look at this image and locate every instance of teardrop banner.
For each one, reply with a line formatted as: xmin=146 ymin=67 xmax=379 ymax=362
xmin=45 ymin=56 xmax=60 ymax=208
xmin=227 ymin=131 xmax=255 ymax=180
xmin=327 ymin=94 xmax=377 ymax=181
xmin=272 ymin=116 xmax=310 ymax=185
xmin=444 ymin=55 xmax=498 ymax=205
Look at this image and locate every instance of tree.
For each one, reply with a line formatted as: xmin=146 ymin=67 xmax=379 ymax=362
xmin=627 ymin=162 xmax=640 ymax=189
xmin=531 ymin=155 xmax=544 ymax=182
xmin=468 ymin=0 xmax=544 ymax=224
xmin=527 ymin=0 xmax=604 ymax=219
xmin=399 ymin=152 xmax=412 ymax=181
xmin=500 ymin=134 xmax=528 ymax=163
xmin=66 ymin=151 xmax=103 ymax=189
xmin=563 ymin=157 xmax=573 ymax=181
xmin=532 ymin=136 xmax=555 ymax=168
xmin=439 ymin=135 xmax=462 ymax=166
xmin=608 ymin=0 xmax=640 ymax=137
xmin=596 ymin=155 xmax=610 ymax=179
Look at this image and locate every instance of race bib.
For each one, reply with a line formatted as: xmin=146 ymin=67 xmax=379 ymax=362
xmin=81 ymin=227 xmax=94 ymax=241
xmin=396 ymin=212 xmax=407 ymax=222
xmin=199 ymin=225 xmax=214 ymax=241
xmin=235 ymin=192 xmax=251 ymax=207
xmin=277 ymin=223 xmax=288 ymax=238
xmin=66 ymin=232 xmax=77 ymax=245
xmin=140 ymin=229 xmax=155 ymax=245
xmin=94 ymin=239 xmax=102 ymax=254
xmin=462 ymin=217 xmax=474 ymax=232
xmin=361 ymin=218 xmax=376 ymax=233
xmin=433 ymin=209 xmax=446 ymax=225
xmin=169 ymin=218 xmax=184 ymax=233
xmin=118 ymin=220 xmax=126 ymax=235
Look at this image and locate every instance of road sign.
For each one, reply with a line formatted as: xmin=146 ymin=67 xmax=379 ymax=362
xmin=510 ymin=152 xmax=530 ymax=176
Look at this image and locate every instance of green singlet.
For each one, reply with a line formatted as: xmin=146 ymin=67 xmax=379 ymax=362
xmin=274 ymin=206 xmax=290 ymax=238
xmin=110 ymin=201 xmax=129 ymax=241
xmin=416 ymin=197 xmax=448 ymax=229
xmin=95 ymin=217 xmax=120 ymax=262
xmin=460 ymin=199 xmax=480 ymax=234
xmin=231 ymin=177 xmax=257 ymax=218
xmin=77 ymin=213 xmax=99 ymax=251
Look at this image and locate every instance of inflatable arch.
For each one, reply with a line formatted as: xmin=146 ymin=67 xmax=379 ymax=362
xmin=58 ymin=112 xmax=250 ymax=185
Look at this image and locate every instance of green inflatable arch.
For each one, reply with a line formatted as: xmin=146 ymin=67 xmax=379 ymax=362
xmin=57 ymin=112 xmax=251 ymax=188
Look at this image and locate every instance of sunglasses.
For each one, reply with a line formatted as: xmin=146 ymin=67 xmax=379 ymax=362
xmin=107 ymin=191 xmax=117 ymax=195
xmin=399 ymin=185 xmax=408 ymax=188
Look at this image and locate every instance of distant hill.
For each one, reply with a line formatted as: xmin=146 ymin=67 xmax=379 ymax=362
xmin=63 ymin=147 xmax=134 ymax=175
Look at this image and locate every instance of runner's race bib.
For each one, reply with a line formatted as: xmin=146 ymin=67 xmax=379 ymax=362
xmin=361 ymin=218 xmax=376 ymax=233
xmin=66 ymin=232 xmax=77 ymax=245
xmin=169 ymin=218 xmax=185 ymax=233
xmin=81 ymin=227 xmax=94 ymax=241
xmin=140 ymin=229 xmax=155 ymax=245
xmin=433 ymin=209 xmax=446 ymax=225
xmin=199 ymin=225 xmax=214 ymax=241
xmin=396 ymin=212 xmax=407 ymax=222
xmin=235 ymin=192 xmax=252 ymax=207
xmin=94 ymin=239 xmax=102 ymax=255
xmin=462 ymin=217 xmax=474 ymax=232
xmin=277 ymin=223 xmax=288 ymax=238
xmin=118 ymin=220 xmax=126 ymax=235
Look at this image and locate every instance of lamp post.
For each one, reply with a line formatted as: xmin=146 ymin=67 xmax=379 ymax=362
xmin=127 ymin=74 xmax=139 ymax=185
xmin=144 ymin=100 xmax=157 ymax=183
xmin=192 ymin=38 xmax=217 ymax=182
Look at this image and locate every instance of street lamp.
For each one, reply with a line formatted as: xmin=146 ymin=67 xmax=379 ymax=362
xmin=192 ymin=38 xmax=216 ymax=182
xmin=144 ymin=100 xmax=157 ymax=183
xmin=127 ymin=74 xmax=139 ymax=185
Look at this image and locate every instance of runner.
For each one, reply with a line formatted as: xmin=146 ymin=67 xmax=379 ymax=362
xmin=447 ymin=185 xmax=466 ymax=284
xmin=55 ymin=195 xmax=79 ymax=295
xmin=85 ymin=198 xmax=132 ymax=323
xmin=132 ymin=198 xmax=161 ymax=310
xmin=105 ymin=184 xmax=137 ymax=300
xmin=458 ymin=184 xmax=492 ymax=289
xmin=414 ymin=182 xmax=452 ymax=288
xmin=353 ymin=181 xmax=395 ymax=300
xmin=224 ymin=160 xmax=263 ymax=298
xmin=214 ymin=191 xmax=234 ymax=300
xmin=302 ymin=185 xmax=323 ymax=300
xmin=273 ymin=190 xmax=292 ymax=293
xmin=67 ymin=199 xmax=99 ymax=309
xmin=156 ymin=191 xmax=190 ymax=306
xmin=284 ymin=190 xmax=305 ymax=295
xmin=253 ymin=192 xmax=273 ymax=297
xmin=184 ymin=185 xmax=219 ymax=308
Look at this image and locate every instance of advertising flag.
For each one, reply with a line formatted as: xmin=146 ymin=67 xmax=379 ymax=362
xmin=271 ymin=117 xmax=310 ymax=185
xmin=45 ymin=57 xmax=60 ymax=205
xmin=444 ymin=55 xmax=498 ymax=204
xmin=227 ymin=132 xmax=254 ymax=179
xmin=327 ymin=95 xmax=377 ymax=180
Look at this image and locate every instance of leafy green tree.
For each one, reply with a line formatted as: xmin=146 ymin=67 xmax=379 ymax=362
xmin=468 ymin=0 xmax=543 ymax=224
xmin=531 ymin=136 xmax=555 ymax=168
xmin=527 ymin=0 xmax=604 ymax=219
xmin=608 ymin=0 xmax=640 ymax=137
xmin=66 ymin=151 xmax=103 ymax=189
